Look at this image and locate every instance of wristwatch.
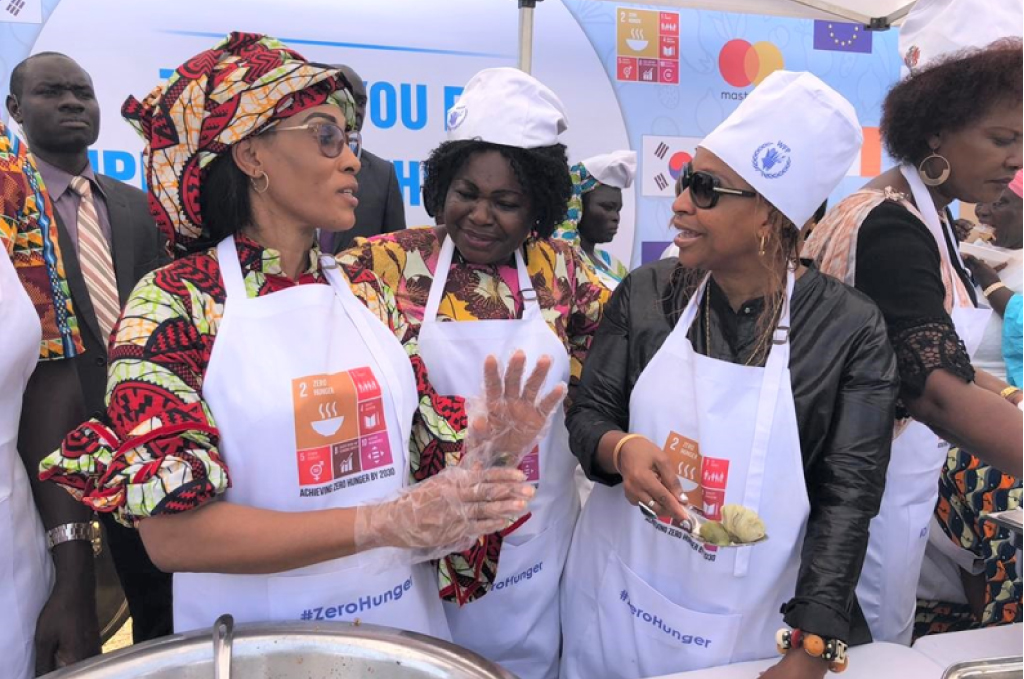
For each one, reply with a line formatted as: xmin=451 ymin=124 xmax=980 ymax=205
xmin=46 ymin=519 xmax=102 ymax=556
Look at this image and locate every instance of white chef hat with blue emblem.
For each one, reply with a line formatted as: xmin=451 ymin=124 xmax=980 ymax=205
xmin=699 ymin=70 xmax=862 ymax=229
xmin=898 ymin=0 xmax=1023 ymax=75
xmin=446 ymin=67 xmax=568 ymax=149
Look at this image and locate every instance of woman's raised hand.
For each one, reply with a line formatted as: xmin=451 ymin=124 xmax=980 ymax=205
xmin=462 ymin=351 xmax=567 ymax=470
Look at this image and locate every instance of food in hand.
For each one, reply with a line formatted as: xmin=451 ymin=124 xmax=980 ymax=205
xmin=721 ymin=504 xmax=766 ymax=543
xmin=699 ymin=520 xmax=732 ymax=546
xmin=967 ymin=224 xmax=995 ymax=243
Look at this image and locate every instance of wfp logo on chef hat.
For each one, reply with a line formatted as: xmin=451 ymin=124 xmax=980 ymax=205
xmin=752 ymin=141 xmax=792 ymax=180
xmin=700 ymin=70 xmax=861 ymax=229
xmin=897 ymin=0 xmax=1023 ymax=76
xmin=448 ymin=104 xmax=468 ymax=131
xmin=446 ymin=67 xmax=568 ymax=148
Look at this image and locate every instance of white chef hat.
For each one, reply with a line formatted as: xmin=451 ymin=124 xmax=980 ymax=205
xmin=580 ymin=150 xmax=637 ymax=190
xmin=898 ymin=0 xmax=1023 ymax=75
xmin=699 ymin=70 xmax=862 ymax=229
xmin=446 ymin=67 xmax=568 ymax=149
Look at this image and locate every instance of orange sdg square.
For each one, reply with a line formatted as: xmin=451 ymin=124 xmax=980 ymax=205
xmin=664 ymin=431 xmax=703 ymax=510
xmin=617 ymin=8 xmax=660 ymax=60
xmin=292 ymin=371 xmax=359 ymax=450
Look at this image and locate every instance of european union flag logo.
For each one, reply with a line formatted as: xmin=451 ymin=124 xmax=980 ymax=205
xmin=813 ymin=21 xmax=873 ymax=54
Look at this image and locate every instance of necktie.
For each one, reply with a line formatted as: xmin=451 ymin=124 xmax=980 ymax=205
xmin=70 ymin=176 xmax=119 ymax=346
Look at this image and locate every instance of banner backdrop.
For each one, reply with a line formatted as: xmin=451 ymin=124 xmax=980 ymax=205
xmin=0 ymin=0 xmax=900 ymax=267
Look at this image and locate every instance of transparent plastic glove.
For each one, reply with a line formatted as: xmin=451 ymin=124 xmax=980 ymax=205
xmin=463 ymin=350 xmax=568 ymax=470
xmin=354 ymin=464 xmax=535 ymax=562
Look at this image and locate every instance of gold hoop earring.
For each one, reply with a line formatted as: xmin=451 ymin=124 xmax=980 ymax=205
xmin=250 ymin=171 xmax=270 ymax=194
xmin=918 ymin=153 xmax=951 ymax=187
xmin=758 ymin=233 xmax=768 ymax=257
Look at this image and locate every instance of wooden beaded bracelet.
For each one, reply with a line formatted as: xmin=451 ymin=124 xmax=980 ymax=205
xmin=776 ymin=628 xmax=849 ymax=673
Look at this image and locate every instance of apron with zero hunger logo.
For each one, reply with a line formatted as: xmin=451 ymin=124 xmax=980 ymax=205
xmin=561 ymin=269 xmax=811 ymax=679
xmin=417 ymin=234 xmax=579 ymax=679
xmin=172 ymin=236 xmax=449 ymax=640
xmin=855 ymin=166 xmax=992 ymax=645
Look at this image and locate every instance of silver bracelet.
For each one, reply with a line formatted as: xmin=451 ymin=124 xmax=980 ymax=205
xmin=46 ymin=520 xmax=102 ymax=556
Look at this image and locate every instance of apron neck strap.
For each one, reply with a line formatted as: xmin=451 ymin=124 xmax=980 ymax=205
xmin=423 ymin=234 xmax=538 ymax=323
xmin=900 ymin=164 xmax=970 ymax=308
xmin=733 ymin=265 xmax=794 ymax=577
xmin=217 ymin=235 xmax=247 ymax=299
xmin=319 ymin=258 xmax=413 ymax=451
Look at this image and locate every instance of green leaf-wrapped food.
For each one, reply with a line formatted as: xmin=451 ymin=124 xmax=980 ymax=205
xmin=721 ymin=504 xmax=766 ymax=543
xmin=699 ymin=520 xmax=732 ymax=546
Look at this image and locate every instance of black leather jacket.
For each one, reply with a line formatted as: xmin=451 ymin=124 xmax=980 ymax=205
xmin=567 ymin=259 xmax=897 ymax=644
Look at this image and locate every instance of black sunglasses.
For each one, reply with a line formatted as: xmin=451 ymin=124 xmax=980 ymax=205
xmin=274 ymin=122 xmax=362 ymax=160
xmin=675 ymin=163 xmax=757 ymax=209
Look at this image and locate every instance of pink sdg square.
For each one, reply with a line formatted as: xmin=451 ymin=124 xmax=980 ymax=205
xmin=360 ymin=431 xmax=393 ymax=470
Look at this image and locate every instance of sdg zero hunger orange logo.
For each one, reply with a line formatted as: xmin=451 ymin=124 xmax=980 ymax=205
xmin=719 ymin=40 xmax=783 ymax=88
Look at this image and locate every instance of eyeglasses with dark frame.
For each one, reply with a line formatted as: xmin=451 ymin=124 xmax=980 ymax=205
xmin=273 ymin=121 xmax=362 ymax=160
xmin=675 ymin=163 xmax=758 ymax=209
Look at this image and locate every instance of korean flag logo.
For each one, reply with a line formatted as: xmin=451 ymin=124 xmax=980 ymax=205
xmin=752 ymin=141 xmax=792 ymax=179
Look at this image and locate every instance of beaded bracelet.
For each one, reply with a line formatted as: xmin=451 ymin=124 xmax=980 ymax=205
xmin=776 ymin=628 xmax=849 ymax=673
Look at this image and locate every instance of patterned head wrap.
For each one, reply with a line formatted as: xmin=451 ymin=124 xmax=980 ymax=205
xmin=122 ymin=32 xmax=356 ymax=256
xmin=0 ymin=124 xmax=83 ymax=360
xmin=552 ymin=161 xmax=600 ymax=246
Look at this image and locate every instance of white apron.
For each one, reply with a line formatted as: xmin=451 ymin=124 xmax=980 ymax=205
xmin=173 ymin=236 xmax=450 ymax=640
xmin=418 ymin=235 xmax=579 ymax=679
xmin=855 ymin=166 xmax=992 ymax=645
xmin=561 ymin=271 xmax=809 ymax=679
xmin=0 ymin=246 xmax=53 ymax=679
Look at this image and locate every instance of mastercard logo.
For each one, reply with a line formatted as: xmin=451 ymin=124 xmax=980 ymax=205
xmin=719 ymin=40 xmax=784 ymax=88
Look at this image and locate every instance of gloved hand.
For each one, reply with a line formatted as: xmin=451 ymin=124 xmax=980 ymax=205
xmin=354 ymin=351 xmax=564 ymax=561
xmin=463 ymin=350 xmax=567 ymax=469
xmin=354 ymin=464 xmax=535 ymax=561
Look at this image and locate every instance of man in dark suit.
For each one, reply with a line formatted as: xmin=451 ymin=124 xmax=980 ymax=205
xmin=322 ymin=65 xmax=406 ymax=254
xmin=8 ymin=52 xmax=172 ymax=644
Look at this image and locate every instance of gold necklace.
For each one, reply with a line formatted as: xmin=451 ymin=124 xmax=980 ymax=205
xmin=703 ymin=284 xmax=780 ymax=367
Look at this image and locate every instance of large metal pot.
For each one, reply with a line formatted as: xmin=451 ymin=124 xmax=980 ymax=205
xmin=42 ymin=617 xmax=518 ymax=679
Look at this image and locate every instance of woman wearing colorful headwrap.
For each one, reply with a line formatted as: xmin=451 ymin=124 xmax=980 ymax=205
xmin=38 ymin=33 xmax=560 ymax=636
xmin=554 ymin=150 xmax=636 ymax=289
xmin=0 ymin=124 xmax=99 ymax=676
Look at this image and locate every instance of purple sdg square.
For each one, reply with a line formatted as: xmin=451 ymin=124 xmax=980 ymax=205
xmin=332 ymin=439 xmax=361 ymax=479
xmin=360 ymin=431 xmax=393 ymax=470
xmin=641 ymin=241 xmax=674 ymax=265
xmin=813 ymin=20 xmax=872 ymax=54
xmin=638 ymin=58 xmax=659 ymax=83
